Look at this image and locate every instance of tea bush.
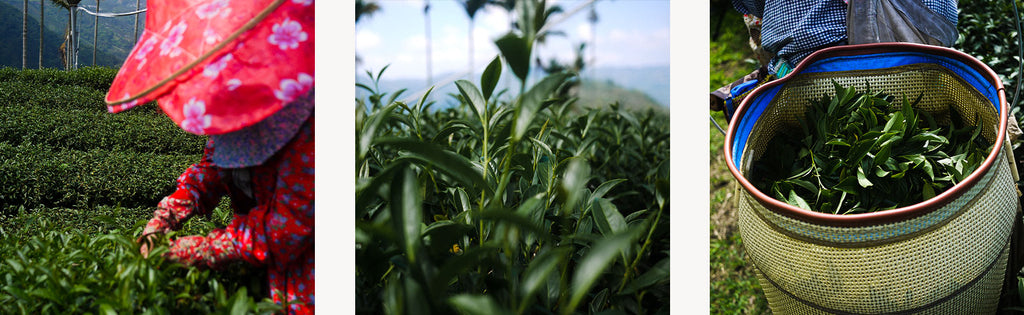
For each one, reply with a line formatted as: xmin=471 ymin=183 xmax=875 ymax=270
xmin=356 ymin=58 xmax=670 ymax=313
xmin=0 ymin=206 xmax=278 ymax=314
xmin=358 ymin=2 xmax=669 ymax=312
xmin=0 ymin=105 xmax=205 ymax=155
xmin=0 ymin=143 xmax=199 ymax=209
xmin=0 ymin=67 xmax=119 ymax=91
xmin=0 ymin=67 xmax=272 ymax=312
xmin=0 ymin=70 xmax=164 ymax=115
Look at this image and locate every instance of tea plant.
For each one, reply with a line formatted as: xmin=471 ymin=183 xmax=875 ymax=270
xmin=0 ymin=205 xmax=280 ymax=314
xmin=751 ymin=82 xmax=989 ymax=214
xmin=0 ymin=66 xmax=272 ymax=312
xmin=356 ymin=2 xmax=668 ymax=312
xmin=356 ymin=65 xmax=669 ymax=315
xmin=356 ymin=7 xmax=670 ymax=307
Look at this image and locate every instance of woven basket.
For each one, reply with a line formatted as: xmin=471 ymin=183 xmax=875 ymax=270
xmin=724 ymin=43 xmax=1019 ymax=313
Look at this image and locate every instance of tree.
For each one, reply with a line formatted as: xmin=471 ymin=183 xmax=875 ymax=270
xmin=133 ymin=0 xmax=140 ymax=45
xmin=93 ymin=0 xmax=98 ymax=66
xmin=355 ymin=0 xmax=380 ymax=66
xmin=457 ymin=0 xmax=489 ymax=78
xmin=588 ymin=2 xmax=597 ymax=77
xmin=424 ymin=1 xmax=432 ymax=87
xmin=356 ymin=0 xmax=380 ymax=23
xmin=23 ymin=0 xmax=28 ymax=69
xmin=50 ymin=0 xmax=83 ymax=70
xmin=39 ymin=0 xmax=44 ymax=68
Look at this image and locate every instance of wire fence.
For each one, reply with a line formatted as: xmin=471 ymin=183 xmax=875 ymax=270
xmin=20 ymin=1 xmax=147 ymax=70
xmin=69 ymin=2 xmax=146 ymax=69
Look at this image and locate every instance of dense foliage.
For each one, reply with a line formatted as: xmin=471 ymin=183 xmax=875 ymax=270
xmin=0 ymin=67 xmax=204 ymax=210
xmin=355 ymin=49 xmax=670 ymax=314
xmin=957 ymin=0 xmax=1024 ymax=109
xmin=956 ymin=1 xmax=1024 ymax=311
xmin=0 ymin=66 xmax=276 ymax=312
xmin=355 ymin=2 xmax=669 ymax=313
xmin=752 ymin=83 xmax=989 ymax=214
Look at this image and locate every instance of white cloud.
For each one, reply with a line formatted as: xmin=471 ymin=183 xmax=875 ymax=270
xmin=391 ymin=0 xmax=428 ymax=10
xmin=404 ymin=35 xmax=428 ymax=51
xmin=594 ymin=27 xmax=670 ymax=68
xmin=576 ymin=23 xmax=593 ymax=41
xmin=477 ymin=6 xmax=512 ymax=35
xmin=355 ymin=29 xmax=381 ymax=50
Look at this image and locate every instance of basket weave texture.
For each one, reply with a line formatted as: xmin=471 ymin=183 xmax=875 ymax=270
xmin=729 ymin=44 xmax=1018 ymax=313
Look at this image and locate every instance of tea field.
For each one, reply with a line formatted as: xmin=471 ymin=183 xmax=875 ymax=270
xmin=355 ymin=52 xmax=670 ymax=313
xmin=0 ymin=67 xmax=280 ymax=313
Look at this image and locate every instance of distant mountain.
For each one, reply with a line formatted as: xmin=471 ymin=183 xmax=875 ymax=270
xmin=587 ymin=66 xmax=670 ymax=108
xmin=0 ymin=1 xmax=63 ymax=68
xmin=356 ymin=65 xmax=671 ymax=112
xmin=0 ymin=0 xmax=146 ymax=68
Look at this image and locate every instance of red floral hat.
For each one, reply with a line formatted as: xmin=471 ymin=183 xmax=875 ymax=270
xmin=105 ymin=0 xmax=314 ymax=135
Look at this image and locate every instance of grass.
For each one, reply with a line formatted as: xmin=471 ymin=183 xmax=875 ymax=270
xmin=709 ymin=7 xmax=770 ymax=314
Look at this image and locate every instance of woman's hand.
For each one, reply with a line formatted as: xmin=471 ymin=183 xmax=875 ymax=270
xmin=137 ymin=196 xmax=195 ymax=257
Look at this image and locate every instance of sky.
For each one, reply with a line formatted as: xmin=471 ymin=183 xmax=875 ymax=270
xmin=355 ymin=0 xmax=670 ymax=82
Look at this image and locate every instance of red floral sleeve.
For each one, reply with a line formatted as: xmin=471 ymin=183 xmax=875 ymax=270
xmin=167 ymin=117 xmax=314 ymax=269
xmin=141 ymin=140 xmax=227 ymax=237
xmin=171 ymin=140 xmax=230 ymax=216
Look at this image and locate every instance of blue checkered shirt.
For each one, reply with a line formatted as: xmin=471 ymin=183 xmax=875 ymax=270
xmin=731 ymin=0 xmax=958 ymax=74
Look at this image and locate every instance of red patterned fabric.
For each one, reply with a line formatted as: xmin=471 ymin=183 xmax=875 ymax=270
xmin=162 ymin=114 xmax=314 ymax=314
xmin=105 ymin=0 xmax=314 ymax=135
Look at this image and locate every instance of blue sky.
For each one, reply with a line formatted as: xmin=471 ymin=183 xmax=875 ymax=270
xmin=355 ymin=0 xmax=670 ymax=81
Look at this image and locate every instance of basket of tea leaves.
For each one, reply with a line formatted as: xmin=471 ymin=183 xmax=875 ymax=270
xmin=724 ymin=43 xmax=1018 ymax=314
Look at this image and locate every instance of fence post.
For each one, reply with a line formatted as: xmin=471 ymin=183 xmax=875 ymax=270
xmin=134 ymin=0 xmax=139 ymax=45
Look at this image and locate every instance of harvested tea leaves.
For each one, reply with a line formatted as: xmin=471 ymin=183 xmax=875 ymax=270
xmin=751 ymin=82 xmax=990 ymax=214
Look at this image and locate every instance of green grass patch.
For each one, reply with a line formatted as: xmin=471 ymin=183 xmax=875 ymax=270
xmin=709 ymin=7 xmax=770 ymax=314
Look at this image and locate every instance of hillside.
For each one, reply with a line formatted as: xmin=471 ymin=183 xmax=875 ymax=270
xmin=0 ymin=0 xmax=144 ymax=68
xmin=576 ymin=79 xmax=668 ymax=114
xmin=0 ymin=1 xmax=65 ymax=68
xmin=356 ymin=65 xmax=671 ymax=115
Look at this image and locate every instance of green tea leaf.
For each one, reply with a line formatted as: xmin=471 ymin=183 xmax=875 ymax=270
xmin=856 ymin=167 xmax=873 ymax=188
xmin=358 ymin=103 xmax=399 ymax=162
xmin=495 ymin=33 xmax=532 ymax=84
xmin=391 ymin=167 xmax=424 ymax=265
xmin=620 ymin=258 xmax=669 ymax=295
xmin=513 ymin=72 xmax=572 ymax=142
xmin=567 ymin=229 xmax=640 ymax=315
xmin=229 ymin=287 xmax=249 ymax=315
xmin=591 ymin=179 xmax=628 ymax=201
xmin=752 ymin=83 xmax=991 ymax=214
xmin=520 ymin=247 xmax=570 ymax=307
xmin=378 ymin=137 xmax=490 ymax=196
xmin=480 ymin=208 xmax=552 ymax=242
xmin=456 ymin=80 xmax=488 ymax=124
xmin=592 ymin=198 xmax=627 ymax=236
xmin=922 ymin=182 xmax=936 ymax=200
xmin=558 ymin=157 xmax=591 ymax=214
xmin=449 ymin=294 xmax=512 ymax=315
xmin=481 ymin=56 xmax=503 ymax=101
xmin=788 ymin=190 xmax=812 ymax=211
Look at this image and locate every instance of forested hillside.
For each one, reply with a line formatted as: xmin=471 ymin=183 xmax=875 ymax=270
xmin=0 ymin=0 xmax=145 ymax=68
